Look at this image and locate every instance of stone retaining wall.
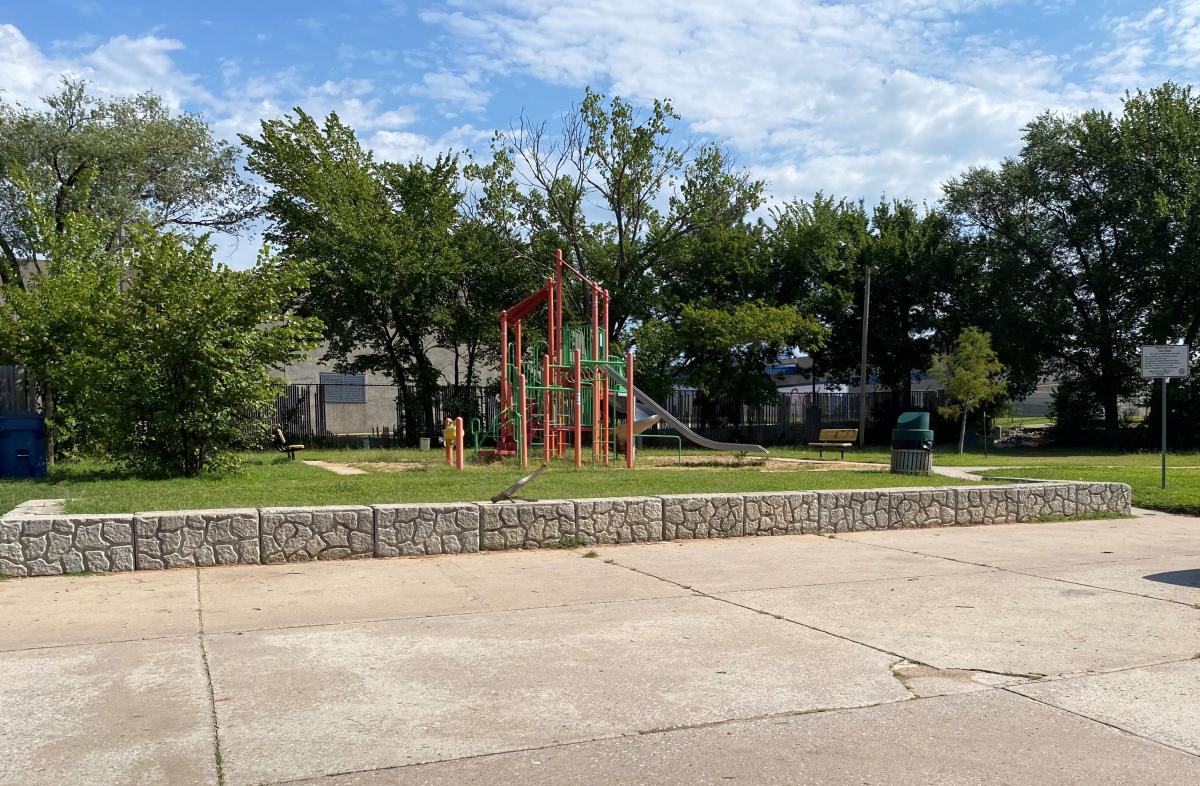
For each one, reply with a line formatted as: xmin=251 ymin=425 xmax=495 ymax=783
xmin=0 ymin=482 xmax=1132 ymax=577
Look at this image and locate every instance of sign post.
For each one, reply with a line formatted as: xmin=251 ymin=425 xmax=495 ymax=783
xmin=1141 ymin=345 xmax=1191 ymax=490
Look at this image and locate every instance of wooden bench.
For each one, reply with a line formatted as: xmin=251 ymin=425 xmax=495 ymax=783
xmin=272 ymin=427 xmax=305 ymax=460
xmin=808 ymin=428 xmax=858 ymax=459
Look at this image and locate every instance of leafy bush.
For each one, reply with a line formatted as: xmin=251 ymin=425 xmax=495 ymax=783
xmin=0 ymin=202 xmax=321 ymax=476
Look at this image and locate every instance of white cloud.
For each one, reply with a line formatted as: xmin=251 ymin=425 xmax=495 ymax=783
xmin=0 ymin=23 xmax=455 ymax=268
xmin=418 ymin=0 xmax=1177 ymax=206
xmin=413 ymin=70 xmax=491 ymax=114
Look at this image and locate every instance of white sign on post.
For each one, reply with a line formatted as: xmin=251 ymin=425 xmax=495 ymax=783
xmin=1141 ymin=345 xmax=1191 ymax=379
xmin=1141 ymin=345 xmax=1191 ymax=490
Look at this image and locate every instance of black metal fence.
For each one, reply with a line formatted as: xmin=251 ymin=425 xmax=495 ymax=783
xmin=272 ymin=384 xmax=500 ymax=447
xmin=271 ymin=382 xmax=947 ymax=448
xmin=660 ymin=388 xmax=947 ymax=446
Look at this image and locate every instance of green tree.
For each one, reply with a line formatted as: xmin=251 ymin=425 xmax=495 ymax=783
xmin=242 ymin=109 xmax=465 ymax=441
xmin=767 ymin=194 xmax=870 ymax=393
xmin=0 ymin=79 xmax=256 ymax=286
xmin=636 ymin=303 xmax=823 ymax=427
xmin=0 ymin=181 xmax=121 ymax=459
xmin=490 ymin=89 xmax=763 ymax=334
xmin=942 ymin=87 xmax=1200 ymax=433
xmin=0 ymin=201 xmax=319 ymax=475
xmin=932 ymin=328 xmax=1008 ymax=454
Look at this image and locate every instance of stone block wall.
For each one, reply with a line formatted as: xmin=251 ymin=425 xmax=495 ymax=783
xmin=818 ymin=490 xmax=891 ymax=532
xmin=662 ymin=493 xmax=744 ymax=539
xmin=260 ymin=506 xmax=375 ymax=563
xmin=135 ymin=509 xmax=260 ymax=569
xmin=481 ymin=500 xmax=576 ymax=550
xmin=375 ymin=503 xmax=480 ymax=556
xmin=742 ymin=492 xmax=817 ymax=536
xmin=0 ymin=515 xmax=134 ymax=577
xmin=0 ymin=481 xmax=1132 ymax=577
xmin=575 ymin=497 xmax=663 ymax=544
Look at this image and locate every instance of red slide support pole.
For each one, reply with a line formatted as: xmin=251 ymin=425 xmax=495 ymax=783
xmin=547 ymin=277 xmax=556 ymax=365
xmin=518 ymin=372 xmax=529 ymax=468
xmin=573 ymin=348 xmax=583 ymax=468
xmin=602 ymin=290 xmax=611 ymax=466
xmin=454 ymin=416 xmax=464 ymax=471
xmin=625 ymin=351 xmax=635 ymax=469
xmin=515 ymin=321 xmax=523 ymax=377
xmin=499 ymin=312 xmax=509 ymax=412
xmin=543 ymin=353 xmax=552 ymax=465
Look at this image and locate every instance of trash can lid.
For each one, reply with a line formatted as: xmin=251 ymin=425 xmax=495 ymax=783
xmin=0 ymin=413 xmax=45 ymax=432
xmin=895 ymin=411 xmax=930 ymax=431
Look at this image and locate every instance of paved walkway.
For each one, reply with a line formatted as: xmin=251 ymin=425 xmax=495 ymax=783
xmin=2 ymin=511 xmax=1199 ymax=785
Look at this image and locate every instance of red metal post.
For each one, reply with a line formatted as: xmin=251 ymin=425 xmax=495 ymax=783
xmin=602 ymin=290 xmax=611 ymax=465
xmin=625 ymin=351 xmax=635 ymax=469
xmin=515 ymin=321 xmax=523 ymax=379
xmin=518 ymin=372 xmax=529 ymax=468
xmin=573 ymin=348 xmax=583 ymax=468
xmin=546 ymin=277 xmax=556 ymax=366
xmin=454 ymin=416 xmax=464 ymax=471
xmin=500 ymin=311 xmax=509 ymax=412
xmin=542 ymin=353 xmax=552 ymax=465
xmin=555 ymin=250 xmax=564 ymax=364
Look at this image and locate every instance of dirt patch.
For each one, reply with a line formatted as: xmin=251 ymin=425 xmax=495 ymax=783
xmin=350 ymin=461 xmax=428 ymax=472
xmin=637 ymin=454 xmax=886 ymax=472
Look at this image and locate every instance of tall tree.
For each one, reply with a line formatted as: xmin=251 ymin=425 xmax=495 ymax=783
xmin=768 ymin=194 xmax=870 ymax=392
xmin=944 ymin=92 xmax=1171 ymax=433
xmin=932 ymin=327 xmax=1008 ymax=454
xmin=242 ymin=109 xmax=464 ymax=440
xmin=489 ymin=88 xmax=762 ymax=334
xmin=0 ymin=79 xmax=256 ymax=286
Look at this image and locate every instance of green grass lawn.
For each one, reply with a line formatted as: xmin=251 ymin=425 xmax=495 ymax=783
xmin=980 ymin=464 xmax=1200 ymax=516
xmin=0 ymin=451 xmax=965 ymax=515
xmin=768 ymin=444 xmax=1200 ymax=467
xmin=5 ymin=443 xmax=1198 ymax=517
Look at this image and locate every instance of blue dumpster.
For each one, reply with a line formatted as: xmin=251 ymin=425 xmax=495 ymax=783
xmin=0 ymin=414 xmax=47 ymax=478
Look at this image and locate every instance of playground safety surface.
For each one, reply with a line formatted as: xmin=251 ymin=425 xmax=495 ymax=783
xmin=2 ymin=510 xmax=1199 ymax=784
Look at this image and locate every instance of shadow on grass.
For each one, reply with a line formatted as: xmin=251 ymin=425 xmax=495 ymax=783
xmin=1143 ymin=569 xmax=1200 ymax=588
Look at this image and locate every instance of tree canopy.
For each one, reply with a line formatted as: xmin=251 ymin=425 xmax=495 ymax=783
xmin=0 ymin=79 xmax=257 ymax=286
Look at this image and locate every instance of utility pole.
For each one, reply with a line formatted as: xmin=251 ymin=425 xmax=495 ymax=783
xmin=857 ymin=266 xmax=873 ymax=448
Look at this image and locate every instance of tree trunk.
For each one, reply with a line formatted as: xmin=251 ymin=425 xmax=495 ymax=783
xmin=1102 ymin=396 xmax=1120 ymax=434
xmin=958 ymin=408 xmax=967 ymax=455
xmin=43 ymin=386 xmax=56 ymax=467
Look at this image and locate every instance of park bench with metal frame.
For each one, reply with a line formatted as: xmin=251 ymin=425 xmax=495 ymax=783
xmin=808 ymin=428 xmax=858 ymax=459
xmin=272 ymin=427 xmax=305 ymax=460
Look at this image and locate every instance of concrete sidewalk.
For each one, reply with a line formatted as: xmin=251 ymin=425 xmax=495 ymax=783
xmin=2 ymin=511 xmax=1198 ymax=785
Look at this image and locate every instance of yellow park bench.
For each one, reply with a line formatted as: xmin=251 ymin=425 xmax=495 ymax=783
xmin=808 ymin=428 xmax=858 ymax=460
xmin=272 ymin=427 xmax=305 ymax=460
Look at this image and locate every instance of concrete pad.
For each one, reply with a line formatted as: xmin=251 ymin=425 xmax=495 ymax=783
xmin=839 ymin=515 xmax=1200 ymax=570
xmin=1025 ymin=555 xmax=1200 ymax=605
xmin=306 ymin=690 xmax=1200 ymax=786
xmin=1014 ymin=660 xmax=1200 ymax=755
xmin=0 ymin=637 xmax=216 ymax=786
xmin=603 ymin=534 xmax=990 ymax=593
xmin=724 ymin=570 xmax=1200 ymax=676
xmin=205 ymin=595 xmax=909 ymax=785
xmin=302 ymin=460 xmax=368 ymax=475
xmin=199 ymin=550 xmax=687 ymax=634
xmin=0 ymin=569 xmax=198 ymax=650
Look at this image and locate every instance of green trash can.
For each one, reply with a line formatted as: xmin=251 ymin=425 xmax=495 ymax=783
xmin=890 ymin=412 xmax=933 ymax=475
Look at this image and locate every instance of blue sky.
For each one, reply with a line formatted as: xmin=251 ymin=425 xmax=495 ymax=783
xmin=1 ymin=1 xmax=1195 ymax=267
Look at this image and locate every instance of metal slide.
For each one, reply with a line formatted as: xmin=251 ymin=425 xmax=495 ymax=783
xmin=601 ymin=366 xmax=769 ymax=455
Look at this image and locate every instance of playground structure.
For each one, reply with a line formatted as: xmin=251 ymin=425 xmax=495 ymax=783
xmin=468 ymin=250 xmax=767 ymax=469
